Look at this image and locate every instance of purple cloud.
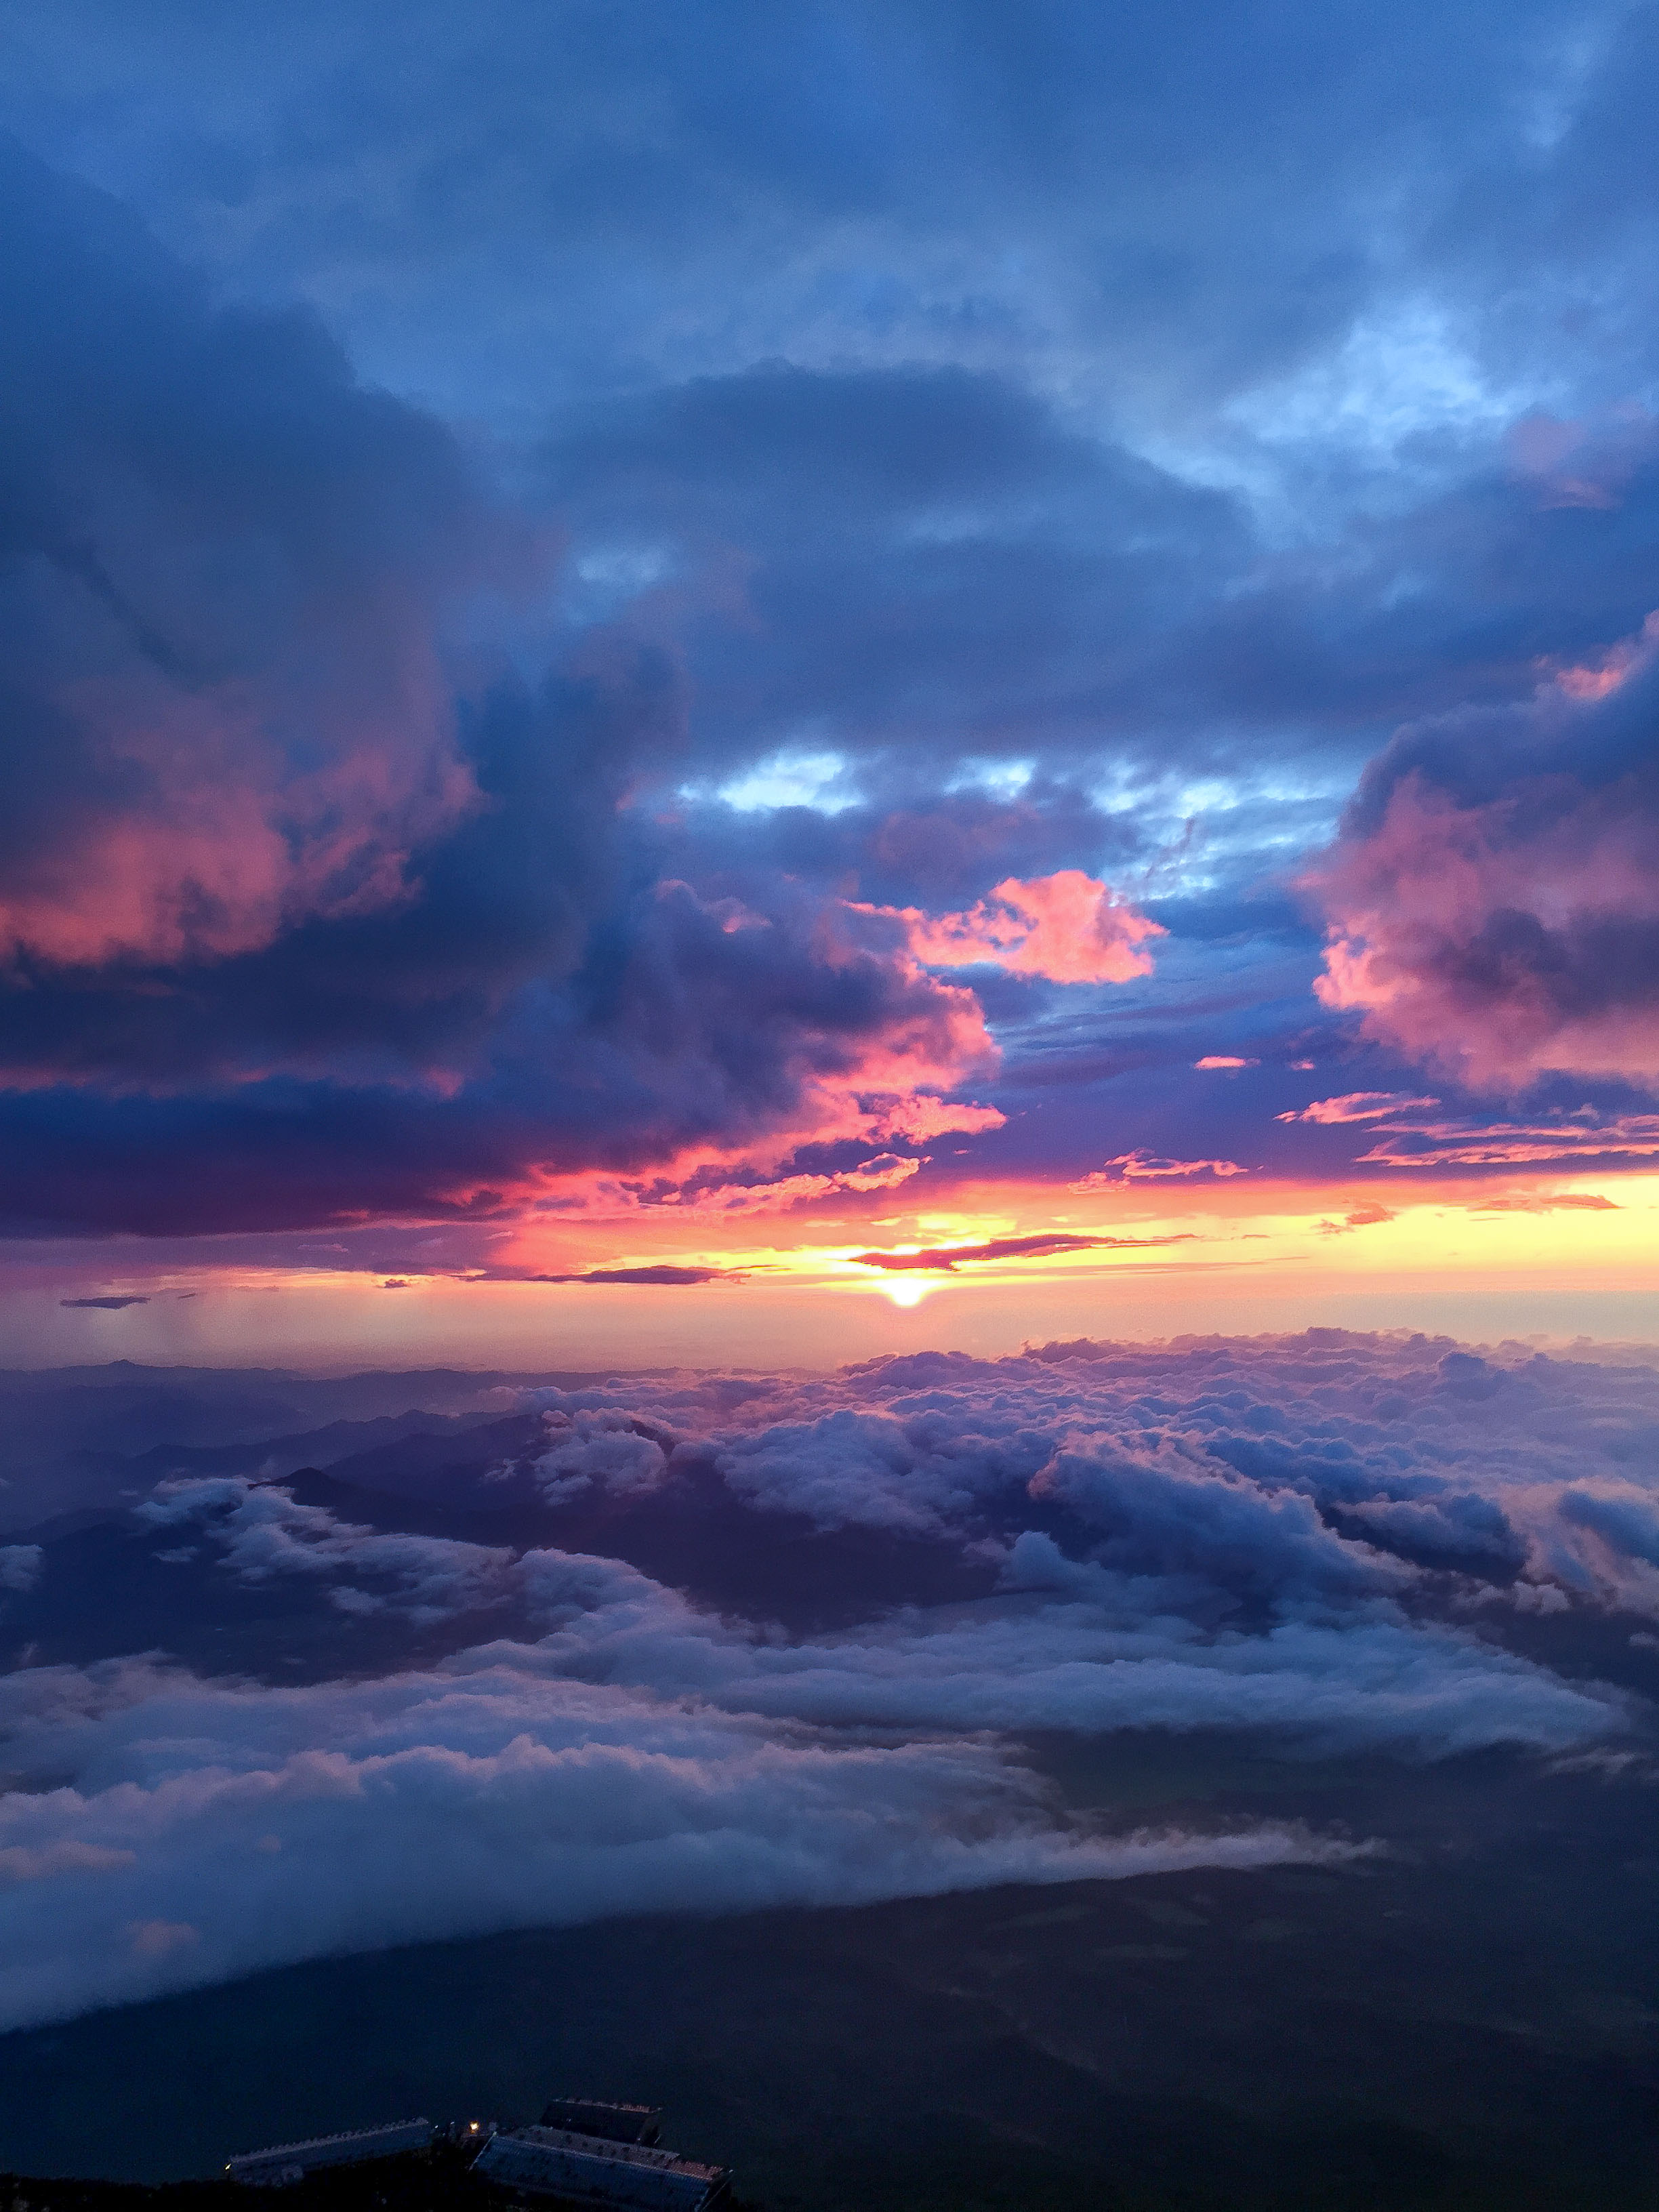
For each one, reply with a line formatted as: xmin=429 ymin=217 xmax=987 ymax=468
xmin=846 ymin=1232 xmax=1191 ymax=1272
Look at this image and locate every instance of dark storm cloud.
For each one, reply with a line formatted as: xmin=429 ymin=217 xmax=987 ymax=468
xmin=13 ymin=3 xmax=1659 ymax=800
xmin=537 ymin=354 xmax=1659 ymax=926
xmin=545 ymin=363 xmax=1258 ymax=777
xmin=0 ymin=152 xmax=1017 ymax=1235
xmin=10 ymin=0 xmax=1652 ymax=432
xmin=0 ymin=138 xmax=494 ymax=977
xmin=0 ymin=848 xmax=1001 ymax=1235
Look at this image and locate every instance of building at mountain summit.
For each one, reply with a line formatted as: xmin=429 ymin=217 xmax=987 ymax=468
xmin=472 ymin=2123 xmax=729 ymax=2211
xmin=224 ymin=2101 xmax=731 ymax=2209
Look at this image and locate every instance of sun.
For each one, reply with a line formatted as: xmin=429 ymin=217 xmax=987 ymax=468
xmin=881 ymin=1278 xmax=933 ymax=1307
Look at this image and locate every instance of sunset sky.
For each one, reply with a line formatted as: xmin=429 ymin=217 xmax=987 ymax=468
xmin=2 ymin=0 xmax=1656 ymax=1366
xmin=7 ymin=28 xmax=1659 ymax=2187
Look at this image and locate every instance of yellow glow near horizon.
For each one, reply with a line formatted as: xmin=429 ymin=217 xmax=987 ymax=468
xmin=26 ymin=1173 xmax=1654 ymax=1374
xmin=476 ymin=1175 xmax=1659 ymax=1304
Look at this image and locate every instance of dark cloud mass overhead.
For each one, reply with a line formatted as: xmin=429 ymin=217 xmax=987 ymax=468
xmin=0 ymin=0 xmax=1653 ymax=1263
xmin=0 ymin=145 xmax=1021 ymax=1235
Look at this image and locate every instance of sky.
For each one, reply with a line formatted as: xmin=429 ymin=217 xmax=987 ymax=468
xmin=2 ymin=15 xmax=1659 ymax=2106
xmin=1 ymin=0 xmax=1657 ymax=1365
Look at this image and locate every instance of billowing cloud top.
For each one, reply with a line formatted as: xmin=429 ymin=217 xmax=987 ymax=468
xmin=855 ymin=873 xmax=1164 ymax=985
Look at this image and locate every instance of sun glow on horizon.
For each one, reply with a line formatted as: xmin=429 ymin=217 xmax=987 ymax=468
xmin=26 ymin=1176 xmax=1657 ymax=1370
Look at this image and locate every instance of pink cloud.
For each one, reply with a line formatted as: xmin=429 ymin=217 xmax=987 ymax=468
xmin=470 ymin=883 xmax=1014 ymax=1233
xmin=854 ymin=871 xmax=1163 ymax=986
xmin=847 ymin=1230 xmax=1195 ymax=1271
xmin=127 ymin=1919 xmax=200 ymax=1961
xmin=577 ymin=1152 xmax=930 ymax=1219
xmin=1537 ymin=611 xmax=1659 ymax=703
xmin=661 ymin=884 xmax=1006 ymax=1162
xmin=1194 ymin=1056 xmax=1256 ymax=1071
xmin=1279 ymin=1095 xmax=1659 ymax=1173
xmin=3 ymin=753 xmax=445 ymax=975
xmin=1305 ymin=612 xmax=1659 ymax=1086
xmin=1473 ymin=1193 xmax=1619 ymax=1213
xmin=1507 ymin=406 xmax=1659 ymax=513
xmin=0 ymin=621 xmax=478 ymax=975
xmin=1316 ymin=1202 xmax=1395 ymax=1235
xmin=1070 ymin=1150 xmax=1248 ymax=1190
xmin=1355 ymin=1110 xmax=1659 ymax=1170
xmin=1277 ymin=1092 xmax=1441 ymax=1125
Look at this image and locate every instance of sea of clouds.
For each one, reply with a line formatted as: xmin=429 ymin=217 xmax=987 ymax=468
xmin=1 ymin=1333 xmax=1655 ymax=2029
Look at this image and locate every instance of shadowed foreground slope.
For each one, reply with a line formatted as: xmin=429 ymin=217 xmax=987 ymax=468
xmin=3 ymin=1752 xmax=1656 ymax=2212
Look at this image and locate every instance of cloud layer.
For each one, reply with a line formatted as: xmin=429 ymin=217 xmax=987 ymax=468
xmin=1 ymin=1334 xmax=1652 ymax=2028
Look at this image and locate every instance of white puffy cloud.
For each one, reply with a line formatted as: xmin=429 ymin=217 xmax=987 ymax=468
xmin=138 ymin=1478 xmax=515 ymax=1621
xmin=0 ymin=1643 xmax=1365 ymax=2031
xmin=0 ymin=1549 xmax=1623 ymax=2028
xmin=0 ymin=1544 xmax=42 ymax=1594
xmin=711 ymin=1405 xmax=1042 ymax=1532
xmin=525 ymin=1334 xmax=1659 ymax=1616
xmin=531 ymin=1408 xmax=671 ymax=1502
